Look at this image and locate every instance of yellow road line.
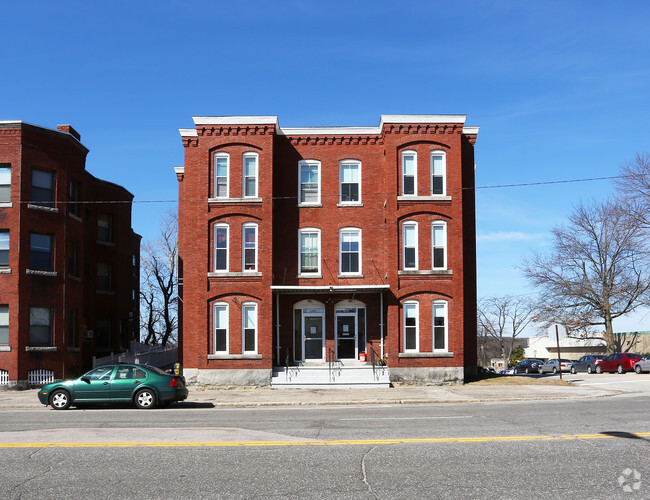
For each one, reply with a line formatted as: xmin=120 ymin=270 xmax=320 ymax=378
xmin=1 ymin=432 xmax=649 ymax=448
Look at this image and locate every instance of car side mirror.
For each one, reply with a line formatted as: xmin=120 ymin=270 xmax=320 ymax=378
xmin=81 ymin=376 xmax=90 ymax=384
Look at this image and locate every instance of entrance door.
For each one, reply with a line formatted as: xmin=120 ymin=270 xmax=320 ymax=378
xmin=336 ymin=312 xmax=357 ymax=360
xmin=303 ymin=313 xmax=324 ymax=360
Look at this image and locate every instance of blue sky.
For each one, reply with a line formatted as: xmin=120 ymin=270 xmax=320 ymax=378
xmin=3 ymin=1 xmax=650 ymax=332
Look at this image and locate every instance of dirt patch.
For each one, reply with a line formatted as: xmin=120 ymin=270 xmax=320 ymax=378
xmin=468 ymin=375 xmax=573 ymax=386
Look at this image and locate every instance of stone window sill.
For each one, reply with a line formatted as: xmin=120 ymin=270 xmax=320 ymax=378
xmin=27 ymin=203 xmax=59 ymax=213
xmin=208 ymin=354 xmax=262 ymax=360
xmin=208 ymin=272 xmax=262 ymax=278
xmin=399 ymin=352 xmax=454 ymax=358
xmin=399 ymin=270 xmax=453 ymax=276
xmin=26 ymin=269 xmax=57 ymax=277
xmin=26 ymin=346 xmax=58 ymax=352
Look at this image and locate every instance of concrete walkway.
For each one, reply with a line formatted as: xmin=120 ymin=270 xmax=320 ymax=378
xmin=0 ymin=382 xmax=618 ymax=410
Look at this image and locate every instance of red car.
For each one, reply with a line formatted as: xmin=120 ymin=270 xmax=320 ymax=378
xmin=595 ymin=353 xmax=643 ymax=374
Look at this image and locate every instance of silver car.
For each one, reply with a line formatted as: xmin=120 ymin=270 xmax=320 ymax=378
xmin=633 ymin=357 xmax=650 ymax=374
xmin=540 ymin=358 xmax=573 ymax=374
xmin=570 ymin=355 xmax=605 ymax=374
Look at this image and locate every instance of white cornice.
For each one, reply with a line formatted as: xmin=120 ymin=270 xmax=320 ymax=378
xmin=279 ymin=126 xmax=380 ymax=136
xmin=179 ymin=128 xmax=198 ymax=137
xmin=462 ymin=126 xmax=480 ymax=135
xmin=380 ymin=114 xmax=467 ymax=126
xmin=193 ymin=116 xmax=279 ymax=126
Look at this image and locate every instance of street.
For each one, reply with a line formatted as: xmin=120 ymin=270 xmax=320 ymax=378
xmin=0 ymin=375 xmax=649 ymax=499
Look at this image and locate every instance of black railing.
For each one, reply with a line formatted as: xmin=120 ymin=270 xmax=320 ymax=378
xmin=370 ymin=347 xmax=383 ymax=379
xmin=285 ymin=348 xmax=290 ymax=382
xmin=328 ymin=347 xmax=335 ymax=383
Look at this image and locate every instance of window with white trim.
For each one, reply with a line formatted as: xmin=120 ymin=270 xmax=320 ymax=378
xmin=339 ymin=160 xmax=361 ymax=204
xmin=433 ymin=300 xmax=448 ymax=352
xmin=0 ymin=230 xmax=8 ymax=268
xmin=431 ymin=150 xmax=446 ymax=195
xmin=403 ymin=301 xmax=419 ymax=351
xmin=401 ymin=151 xmax=417 ymax=195
xmin=242 ymin=302 xmax=258 ymax=353
xmin=29 ymin=307 xmax=53 ymax=346
xmin=213 ymin=223 xmax=229 ymax=271
xmin=243 ymin=152 xmax=258 ymax=198
xmin=299 ymin=160 xmax=320 ymax=204
xmin=299 ymin=229 xmax=320 ymax=275
xmin=0 ymin=164 xmax=11 ymax=202
xmin=213 ymin=302 xmax=228 ymax=353
xmin=0 ymin=305 xmax=8 ymax=345
xmin=339 ymin=228 xmax=361 ymax=275
xmin=431 ymin=221 xmax=447 ymax=269
xmin=31 ymin=168 xmax=55 ymax=208
xmin=214 ymin=152 xmax=230 ymax=198
xmin=242 ymin=223 xmax=258 ymax=271
xmin=402 ymin=222 xmax=418 ymax=270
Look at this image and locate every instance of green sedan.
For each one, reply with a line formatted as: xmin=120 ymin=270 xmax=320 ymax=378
xmin=38 ymin=363 xmax=188 ymax=410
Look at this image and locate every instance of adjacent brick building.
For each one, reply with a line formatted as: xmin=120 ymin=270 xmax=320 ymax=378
xmin=0 ymin=121 xmax=140 ymax=386
xmin=176 ymin=114 xmax=479 ymax=385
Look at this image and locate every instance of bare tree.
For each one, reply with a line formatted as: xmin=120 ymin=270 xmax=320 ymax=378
xmin=478 ymin=295 xmax=536 ymax=365
xmin=616 ymin=153 xmax=650 ymax=228
xmin=140 ymin=209 xmax=178 ymax=347
xmin=522 ymin=198 xmax=650 ymax=353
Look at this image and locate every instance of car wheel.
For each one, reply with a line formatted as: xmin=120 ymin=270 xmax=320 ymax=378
xmin=50 ymin=389 xmax=71 ymax=410
xmin=596 ymin=365 xmax=602 ymax=374
xmin=617 ymin=364 xmax=624 ymax=374
xmin=135 ymin=389 xmax=156 ymax=409
xmin=538 ymin=367 xmax=543 ymax=374
xmin=635 ymin=365 xmax=642 ymax=374
xmin=525 ymin=368 xmax=529 ymax=374
xmin=570 ymin=367 xmax=576 ymax=374
xmin=552 ymin=367 xmax=557 ymax=374
xmin=587 ymin=366 xmax=592 ymax=374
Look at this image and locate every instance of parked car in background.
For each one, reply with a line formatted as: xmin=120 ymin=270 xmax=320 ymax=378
xmin=37 ymin=363 xmax=188 ymax=410
xmin=499 ymin=368 xmax=515 ymax=375
xmin=513 ymin=359 xmax=544 ymax=374
xmin=483 ymin=366 xmax=497 ymax=374
xmin=596 ymin=353 xmax=644 ymax=374
xmin=634 ymin=357 xmax=650 ymax=374
xmin=540 ymin=358 xmax=573 ymax=374
xmin=570 ymin=355 xmax=605 ymax=374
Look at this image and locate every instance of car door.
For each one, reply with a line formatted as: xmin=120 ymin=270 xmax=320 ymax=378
xmin=110 ymin=365 xmax=147 ymax=400
xmin=74 ymin=365 xmax=114 ymax=401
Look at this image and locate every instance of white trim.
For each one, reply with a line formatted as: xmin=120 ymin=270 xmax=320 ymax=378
xmin=242 ymin=152 xmax=259 ymax=198
xmin=179 ymin=128 xmax=198 ymax=137
xmin=401 ymin=150 xmax=417 ymax=196
xmin=462 ymin=126 xmax=480 ymax=135
xmin=298 ymin=160 xmax=321 ymax=205
xmin=403 ymin=301 xmax=419 ymax=352
xmin=298 ymin=228 xmax=321 ymax=276
xmin=432 ymin=300 xmax=449 ymax=352
xmin=339 ymin=227 xmax=362 ymax=276
xmin=430 ymin=150 xmax=447 ymax=196
xmin=174 ymin=166 xmax=184 ymax=175
xmin=213 ymin=152 xmax=230 ymax=199
xmin=339 ymin=159 xmax=361 ymax=205
xmin=402 ymin=221 xmax=418 ymax=270
xmin=193 ymin=116 xmax=279 ymax=126
xmin=381 ymin=114 xmax=467 ymax=125
xmin=242 ymin=222 xmax=258 ymax=272
xmin=213 ymin=223 xmax=229 ymax=272
xmin=281 ymin=126 xmax=380 ymax=136
xmin=242 ymin=302 xmax=258 ymax=354
xmin=431 ymin=221 xmax=448 ymax=270
xmin=213 ymin=302 xmax=229 ymax=354
xmin=272 ymin=285 xmax=390 ymax=292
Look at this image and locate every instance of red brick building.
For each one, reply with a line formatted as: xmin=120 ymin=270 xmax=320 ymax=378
xmin=0 ymin=121 xmax=140 ymax=386
xmin=176 ymin=115 xmax=478 ymax=385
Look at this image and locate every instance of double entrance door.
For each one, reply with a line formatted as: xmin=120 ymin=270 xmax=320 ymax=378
xmin=298 ymin=307 xmax=364 ymax=362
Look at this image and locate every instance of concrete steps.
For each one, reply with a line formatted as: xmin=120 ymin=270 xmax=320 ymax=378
xmin=271 ymin=360 xmax=390 ymax=388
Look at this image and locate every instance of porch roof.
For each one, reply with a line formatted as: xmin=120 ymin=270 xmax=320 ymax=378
xmin=270 ymin=285 xmax=390 ymax=294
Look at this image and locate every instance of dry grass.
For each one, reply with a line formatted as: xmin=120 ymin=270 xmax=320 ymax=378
xmin=467 ymin=375 xmax=573 ymax=386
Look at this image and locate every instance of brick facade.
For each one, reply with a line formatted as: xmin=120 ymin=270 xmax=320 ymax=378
xmin=177 ymin=115 xmax=478 ymax=385
xmin=0 ymin=122 xmax=140 ymax=385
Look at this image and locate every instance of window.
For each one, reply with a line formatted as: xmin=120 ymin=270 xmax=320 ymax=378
xmin=401 ymin=151 xmax=417 ymax=195
xmin=340 ymin=228 xmax=361 ymax=274
xmin=242 ymin=303 xmax=257 ymax=353
xmin=0 ymin=305 xmax=8 ymax=345
xmin=68 ymin=309 xmax=77 ymax=347
xmin=242 ymin=223 xmax=258 ymax=271
xmin=339 ymin=160 xmax=361 ymax=204
xmin=402 ymin=222 xmax=418 ymax=270
xmin=0 ymin=230 xmax=8 ymax=267
xmin=214 ymin=152 xmax=229 ymax=198
xmin=85 ymin=365 xmax=114 ymax=381
xmin=69 ymin=180 xmax=80 ymax=217
xmin=299 ymin=160 xmax=320 ymax=204
xmin=31 ymin=168 xmax=55 ymax=207
xmin=97 ymin=262 xmax=112 ymax=291
xmin=97 ymin=214 xmax=113 ymax=242
xmin=29 ymin=307 xmax=52 ymax=346
xmin=96 ymin=317 xmax=111 ymax=349
xmin=213 ymin=303 xmax=228 ymax=353
xmin=431 ymin=221 xmax=447 ymax=269
xmin=403 ymin=302 xmax=419 ymax=351
xmin=213 ymin=224 xmax=229 ymax=271
xmin=433 ymin=300 xmax=448 ymax=351
xmin=431 ymin=151 xmax=446 ymax=195
xmin=299 ymin=229 xmax=320 ymax=275
xmin=0 ymin=164 xmax=10 ymax=202
xmin=68 ymin=240 xmax=79 ymax=277
xmin=30 ymin=233 xmax=53 ymax=271
xmin=243 ymin=152 xmax=258 ymax=198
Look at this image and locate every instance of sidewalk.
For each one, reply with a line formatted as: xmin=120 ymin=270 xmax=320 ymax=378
xmin=0 ymin=382 xmax=618 ymax=410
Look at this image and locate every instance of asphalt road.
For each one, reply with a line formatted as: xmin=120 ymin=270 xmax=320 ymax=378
xmin=1 ymin=376 xmax=649 ymax=499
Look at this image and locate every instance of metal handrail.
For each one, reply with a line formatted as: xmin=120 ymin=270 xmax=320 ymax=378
xmin=370 ymin=346 xmax=383 ymax=378
xmin=328 ymin=347 xmax=335 ymax=383
xmin=285 ymin=348 xmax=290 ymax=382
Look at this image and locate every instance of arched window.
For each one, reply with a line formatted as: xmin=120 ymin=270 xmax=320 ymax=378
xmin=243 ymin=152 xmax=258 ymax=198
xmin=213 ymin=223 xmax=229 ymax=272
xmin=402 ymin=221 xmax=418 ymax=270
xmin=403 ymin=301 xmax=419 ymax=352
xmin=401 ymin=150 xmax=417 ymax=196
xmin=431 ymin=221 xmax=447 ymax=270
xmin=213 ymin=152 xmax=230 ymax=198
xmin=430 ymin=150 xmax=447 ymax=196
xmin=432 ymin=300 xmax=448 ymax=352
xmin=242 ymin=223 xmax=258 ymax=272
xmin=213 ymin=302 xmax=229 ymax=353
xmin=242 ymin=302 xmax=258 ymax=354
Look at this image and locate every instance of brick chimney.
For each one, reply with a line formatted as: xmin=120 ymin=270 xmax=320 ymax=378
xmin=57 ymin=124 xmax=81 ymax=141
